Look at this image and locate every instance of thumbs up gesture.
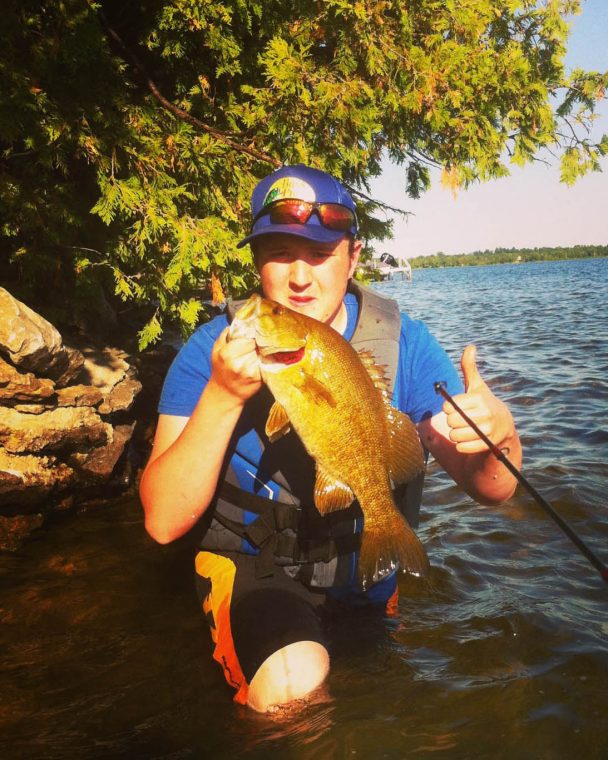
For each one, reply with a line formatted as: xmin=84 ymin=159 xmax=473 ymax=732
xmin=443 ymin=345 xmax=515 ymax=454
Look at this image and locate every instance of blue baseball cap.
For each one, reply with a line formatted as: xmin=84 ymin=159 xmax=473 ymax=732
xmin=237 ymin=164 xmax=358 ymax=249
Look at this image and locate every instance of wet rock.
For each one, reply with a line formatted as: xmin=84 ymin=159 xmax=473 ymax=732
xmin=56 ymin=385 xmax=104 ymax=408
xmin=69 ymin=423 xmax=135 ymax=484
xmin=0 ymin=287 xmax=152 ymax=549
xmin=0 ymin=513 xmax=44 ymax=551
xmin=97 ymin=370 xmax=142 ymax=414
xmin=52 ymin=346 xmax=86 ymax=388
xmin=0 ymin=406 xmax=108 ymax=454
xmin=0 ymin=448 xmax=74 ymax=506
xmin=12 ymin=404 xmax=50 ymax=415
xmin=0 ymin=356 xmax=55 ymax=403
xmin=0 ymin=287 xmax=65 ymax=374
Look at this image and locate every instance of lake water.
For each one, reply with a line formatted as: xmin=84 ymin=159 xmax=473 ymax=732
xmin=2 ymin=258 xmax=607 ymax=758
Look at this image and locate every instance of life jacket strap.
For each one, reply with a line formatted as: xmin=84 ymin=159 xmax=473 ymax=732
xmin=219 ymin=481 xmax=300 ymax=529
xmin=215 ymin=482 xmax=360 ymax=578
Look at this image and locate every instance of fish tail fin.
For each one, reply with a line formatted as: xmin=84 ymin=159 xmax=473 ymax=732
xmin=358 ymin=510 xmax=430 ymax=590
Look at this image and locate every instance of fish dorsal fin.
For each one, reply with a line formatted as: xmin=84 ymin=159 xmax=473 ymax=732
xmin=313 ymin=464 xmax=354 ymax=514
xmin=265 ymin=401 xmax=291 ymax=442
xmin=385 ymin=405 xmax=425 ymax=485
xmin=358 ymin=348 xmax=424 ymax=484
xmin=357 ymin=348 xmax=391 ymax=401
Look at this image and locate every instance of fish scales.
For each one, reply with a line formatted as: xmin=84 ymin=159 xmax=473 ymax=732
xmin=230 ymin=294 xmax=429 ymax=587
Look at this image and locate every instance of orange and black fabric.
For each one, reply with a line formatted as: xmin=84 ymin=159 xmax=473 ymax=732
xmin=195 ymin=551 xmax=249 ymax=704
xmin=195 ymin=550 xmax=327 ymax=704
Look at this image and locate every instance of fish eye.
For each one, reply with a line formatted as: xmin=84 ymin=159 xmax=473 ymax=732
xmin=272 ymin=305 xmax=282 ymax=315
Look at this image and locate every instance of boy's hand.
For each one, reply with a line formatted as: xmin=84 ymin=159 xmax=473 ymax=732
xmin=209 ymin=328 xmax=263 ymax=404
xmin=443 ymin=345 xmax=516 ymax=454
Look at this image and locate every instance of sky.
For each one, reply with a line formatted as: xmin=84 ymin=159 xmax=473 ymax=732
xmin=370 ymin=0 xmax=608 ymax=259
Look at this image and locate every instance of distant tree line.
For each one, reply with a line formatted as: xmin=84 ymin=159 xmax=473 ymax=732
xmin=410 ymin=245 xmax=608 ymax=269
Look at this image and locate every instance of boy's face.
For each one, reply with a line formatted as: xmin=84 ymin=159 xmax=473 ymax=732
xmin=255 ymin=234 xmax=361 ymax=329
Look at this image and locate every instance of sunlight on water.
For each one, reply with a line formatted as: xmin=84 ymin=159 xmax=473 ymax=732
xmin=1 ymin=259 xmax=607 ymax=759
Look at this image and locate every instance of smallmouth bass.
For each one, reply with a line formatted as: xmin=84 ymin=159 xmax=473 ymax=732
xmin=229 ymin=294 xmax=429 ymax=587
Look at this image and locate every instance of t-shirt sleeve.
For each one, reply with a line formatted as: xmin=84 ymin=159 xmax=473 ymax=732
xmin=395 ymin=314 xmax=464 ymax=423
xmin=157 ymin=318 xmax=227 ymax=417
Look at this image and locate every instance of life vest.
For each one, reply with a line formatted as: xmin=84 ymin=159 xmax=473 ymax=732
xmin=198 ymin=282 xmax=425 ymax=587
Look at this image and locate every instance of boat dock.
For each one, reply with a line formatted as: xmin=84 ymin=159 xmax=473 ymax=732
xmin=369 ymin=254 xmax=413 ymax=281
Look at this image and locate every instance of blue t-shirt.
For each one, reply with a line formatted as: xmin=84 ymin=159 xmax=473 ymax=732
xmin=160 ymin=292 xmax=462 ymax=420
xmin=158 ymin=292 xmax=463 ymax=602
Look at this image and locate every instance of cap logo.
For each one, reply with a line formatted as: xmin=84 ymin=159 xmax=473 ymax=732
xmin=263 ymin=177 xmax=316 ymax=207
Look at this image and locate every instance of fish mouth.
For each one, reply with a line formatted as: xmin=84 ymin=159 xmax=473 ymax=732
xmin=259 ymin=345 xmax=305 ymax=365
xmin=229 ymin=294 xmax=261 ymax=341
xmin=230 ymin=295 xmax=308 ymax=367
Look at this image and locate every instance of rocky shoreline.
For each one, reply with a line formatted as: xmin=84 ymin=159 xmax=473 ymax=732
xmin=0 ymin=288 xmax=174 ymax=550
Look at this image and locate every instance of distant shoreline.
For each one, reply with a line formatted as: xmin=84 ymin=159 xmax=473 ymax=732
xmin=409 ymin=245 xmax=608 ymax=269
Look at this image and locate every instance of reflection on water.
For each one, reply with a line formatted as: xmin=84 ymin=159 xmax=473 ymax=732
xmin=1 ymin=258 xmax=607 ymax=758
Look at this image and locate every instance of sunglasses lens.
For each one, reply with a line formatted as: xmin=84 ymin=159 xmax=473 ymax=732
xmin=318 ymin=204 xmax=355 ymax=231
xmin=268 ymin=200 xmax=311 ymax=224
xmin=259 ymin=200 xmax=356 ymax=232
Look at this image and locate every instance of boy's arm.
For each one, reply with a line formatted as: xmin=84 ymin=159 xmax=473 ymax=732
xmin=139 ymin=329 xmax=262 ymax=543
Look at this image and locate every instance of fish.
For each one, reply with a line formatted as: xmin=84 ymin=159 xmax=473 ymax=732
xmin=229 ymin=293 xmax=429 ymax=588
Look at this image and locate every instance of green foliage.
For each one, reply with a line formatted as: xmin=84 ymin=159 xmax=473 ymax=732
xmin=1 ymin=0 xmax=606 ymax=347
xmin=410 ymin=244 xmax=608 ymax=268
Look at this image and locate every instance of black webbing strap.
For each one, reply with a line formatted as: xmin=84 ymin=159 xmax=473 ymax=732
xmin=214 ymin=482 xmax=360 ymax=578
xmin=219 ymin=481 xmax=299 ymax=529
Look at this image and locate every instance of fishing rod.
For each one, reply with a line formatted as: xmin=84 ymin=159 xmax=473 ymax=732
xmin=434 ymin=381 xmax=608 ymax=584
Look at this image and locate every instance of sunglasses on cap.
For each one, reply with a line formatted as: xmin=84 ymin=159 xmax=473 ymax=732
xmin=253 ymin=198 xmax=357 ymax=233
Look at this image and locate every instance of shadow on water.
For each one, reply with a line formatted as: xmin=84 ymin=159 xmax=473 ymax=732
xmin=2 ymin=259 xmax=608 ymax=758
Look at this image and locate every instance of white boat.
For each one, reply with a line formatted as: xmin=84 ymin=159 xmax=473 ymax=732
xmin=370 ymin=253 xmax=413 ymax=281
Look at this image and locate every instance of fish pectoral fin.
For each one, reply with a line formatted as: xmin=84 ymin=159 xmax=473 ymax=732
xmin=265 ymin=401 xmax=291 ymax=442
xmin=386 ymin=407 xmax=425 ymax=484
xmin=295 ymin=372 xmax=337 ymax=408
xmin=313 ymin=465 xmax=354 ymax=514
